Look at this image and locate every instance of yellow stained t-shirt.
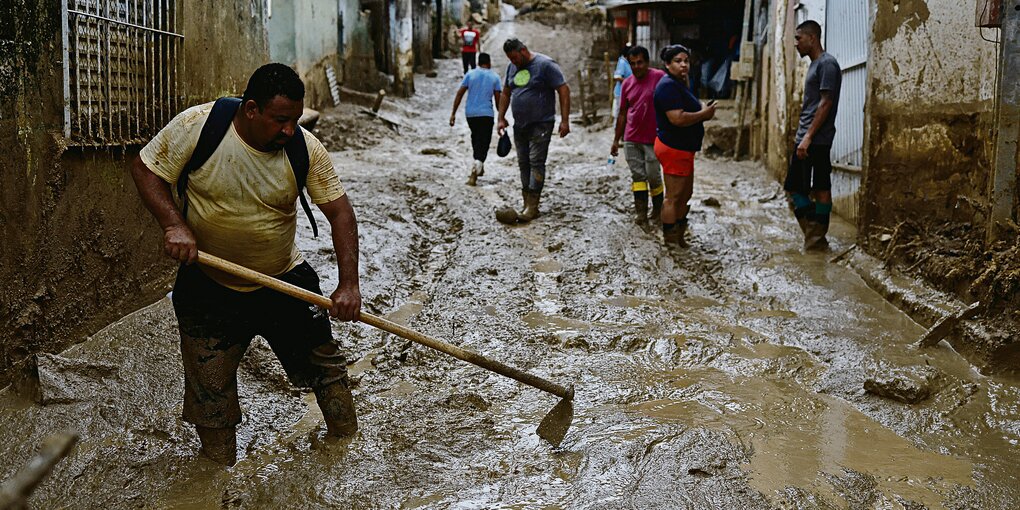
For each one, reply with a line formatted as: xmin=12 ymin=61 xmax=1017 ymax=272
xmin=140 ymin=102 xmax=346 ymax=291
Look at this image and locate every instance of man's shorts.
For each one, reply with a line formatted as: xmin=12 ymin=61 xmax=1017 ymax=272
xmin=171 ymin=262 xmax=348 ymax=429
xmin=654 ymin=138 xmax=695 ymax=177
xmin=784 ymin=144 xmax=832 ymax=194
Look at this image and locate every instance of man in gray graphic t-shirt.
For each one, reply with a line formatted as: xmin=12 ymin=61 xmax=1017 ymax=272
xmin=495 ymin=38 xmax=571 ymax=225
xmin=784 ymin=19 xmax=842 ymax=251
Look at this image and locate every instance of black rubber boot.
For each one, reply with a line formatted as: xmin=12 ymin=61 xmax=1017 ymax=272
xmin=314 ymin=381 xmax=358 ymax=437
xmin=634 ymin=194 xmax=650 ymax=225
xmin=197 ymin=426 xmax=237 ymax=466
xmin=650 ymin=193 xmax=663 ymax=223
xmin=676 ymin=218 xmax=689 ymax=248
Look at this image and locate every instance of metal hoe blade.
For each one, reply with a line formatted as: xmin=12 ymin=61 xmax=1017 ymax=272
xmin=536 ymin=396 xmax=574 ymax=447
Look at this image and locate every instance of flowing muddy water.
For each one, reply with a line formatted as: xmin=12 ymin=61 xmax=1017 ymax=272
xmin=3 ymin=19 xmax=1020 ymax=509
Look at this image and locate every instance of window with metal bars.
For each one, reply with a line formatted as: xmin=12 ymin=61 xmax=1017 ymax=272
xmin=61 ymin=0 xmax=183 ymax=146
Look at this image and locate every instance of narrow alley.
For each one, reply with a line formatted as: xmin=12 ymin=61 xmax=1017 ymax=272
xmin=2 ymin=15 xmax=1018 ymax=508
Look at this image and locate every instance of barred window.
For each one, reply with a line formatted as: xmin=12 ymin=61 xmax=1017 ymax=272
xmin=61 ymin=0 xmax=183 ymax=146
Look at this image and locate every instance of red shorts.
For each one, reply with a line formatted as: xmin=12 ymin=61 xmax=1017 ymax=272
xmin=654 ymin=138 xmax=695 ymax=177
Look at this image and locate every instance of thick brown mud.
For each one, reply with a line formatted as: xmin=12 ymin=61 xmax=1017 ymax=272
xmin=2 ymin=19 xmax=1020 ymax=509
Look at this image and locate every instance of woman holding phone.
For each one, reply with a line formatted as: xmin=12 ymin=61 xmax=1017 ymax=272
xmin=652 ymin=44 xmax=716 ymax=247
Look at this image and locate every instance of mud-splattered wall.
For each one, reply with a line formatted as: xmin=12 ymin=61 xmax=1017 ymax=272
xmin=861 ymin=0 xmax=998 ymax=233
xmin=0 ymin=0 xmax=269 ymax=386
xmin=269 ymin=0 xmax=350 ymax=108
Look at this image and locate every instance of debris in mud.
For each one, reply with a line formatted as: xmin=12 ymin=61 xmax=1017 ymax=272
xmin=863 ymin=365 xmax=942 ymax=404
xmin=420 ymin=148 xmax=447 ymax=156
xmin=34 ymin=353 xmax=118 ymax=405
xmin=702 ymin=197 xmax=721 ymax=207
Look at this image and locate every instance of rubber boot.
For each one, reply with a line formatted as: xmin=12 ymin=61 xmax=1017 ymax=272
xmin=476 ymin=160 xmax=485 ymax=176
xmin=662 ymin=221 xmax=687 ymax=248
xmin=518 ymin=191 xmax=541 ymax=222
xmin=314 ymin=381 xmax=359 ymax=437
xmin=466 ymin=161 xmax=479 ymax=186
xmin=676 ymin=218 xmax=689 ymax=248
xmin=634 ymin=195 xmax=650 ymax=225
xmin=787 ymin=193 xmax=813 ymax=235
xmin=804 ymin=203 xmax=831 ymax=251
xmin=196 ymin=426 xmax=237 ymax=466
xmin=650 ymin=194 xmax=663 ymax=223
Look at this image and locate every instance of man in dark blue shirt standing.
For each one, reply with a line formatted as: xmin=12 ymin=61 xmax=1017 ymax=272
xmin=785 ymin=20 xmax=842 ymax=251
xmin=495 ymin=38 xmax=571 ymax=224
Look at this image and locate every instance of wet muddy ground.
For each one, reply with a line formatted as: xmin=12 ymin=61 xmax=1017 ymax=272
xmin=3 ymin=19 xmax=1020 ymax=510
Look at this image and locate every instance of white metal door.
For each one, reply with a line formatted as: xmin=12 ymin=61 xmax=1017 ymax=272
xmin=825 ymin=0 xmax=868 ymax=169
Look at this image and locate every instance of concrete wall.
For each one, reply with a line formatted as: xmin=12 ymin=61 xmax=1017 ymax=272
xmin=860 ymin=0 xmax=998 ymax=233
xmin=0 ymin=0 xmax=269 ymax=386
xmin=269 ymin=0 xmax=342 ymax=109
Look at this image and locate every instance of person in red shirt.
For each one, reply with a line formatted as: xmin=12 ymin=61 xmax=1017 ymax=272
xmin=458 ymin=21 xmax=481 ymax=75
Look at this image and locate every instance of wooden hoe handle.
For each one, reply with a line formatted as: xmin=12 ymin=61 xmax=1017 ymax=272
xmin=196 ymin=251 xmax=574 ymax=400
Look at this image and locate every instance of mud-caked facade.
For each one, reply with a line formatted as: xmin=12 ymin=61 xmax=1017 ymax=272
xmin=0 ymin=0 xmax=270 ymax=386
xmin=860 ymin=0 xmax=999 ymax=234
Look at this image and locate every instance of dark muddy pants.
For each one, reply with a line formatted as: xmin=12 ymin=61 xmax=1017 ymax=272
xmin=467 ymin=116 xmax=494 ymax=162
xmin=171 ymin=262 xmax=348 ymax=429
xmin=513 ymin=121 xmax=554 ymax=194
xmin=462 ymin=52 xmax=477 ymax=74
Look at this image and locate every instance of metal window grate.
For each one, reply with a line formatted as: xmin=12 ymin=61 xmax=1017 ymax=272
xmin=61 ymin=0 xmax=183 ymax=146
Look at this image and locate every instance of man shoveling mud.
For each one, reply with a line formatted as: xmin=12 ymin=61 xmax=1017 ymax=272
xmin=786 ymin=20 xmax=841 ymax=251
xmin=129 ymin=64 xmax=361 ymax=465
xmin=495 ymin=38 xmax=571 ymax=224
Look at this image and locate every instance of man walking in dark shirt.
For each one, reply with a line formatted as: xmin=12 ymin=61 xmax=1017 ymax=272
xmin=495 ymin=38 xmax=571 ymax=224
xmin=785 ymin=20 xmax=841 ymax=251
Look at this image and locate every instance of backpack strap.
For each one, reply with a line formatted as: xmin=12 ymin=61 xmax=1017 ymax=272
xmin=178 ymin=97 xmax=242 ymax=218
xmin=177 ymin=96 xmax=319 ymax=238
xmin=284 ymin=126 xmax=319 ymax=238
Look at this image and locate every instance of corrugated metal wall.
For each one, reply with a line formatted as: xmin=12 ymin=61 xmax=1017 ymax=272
xmin=825 ymin=0 xmax=868 ymax=222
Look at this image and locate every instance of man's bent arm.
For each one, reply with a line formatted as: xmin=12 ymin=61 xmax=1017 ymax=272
xmin=496 ymin=87 xmax=511 ymax=133
xmin=318 ymin=195 xmax=362 ymax=321
xmin=129 ymin=156 xmax=196 ymax=263
xmin=611 ymin=104 xmax=626 ymax=156
xmin=450 ymin=86 xmax=468 ymax=125
xmin=556 ymin=83 xmax=571 ymax=137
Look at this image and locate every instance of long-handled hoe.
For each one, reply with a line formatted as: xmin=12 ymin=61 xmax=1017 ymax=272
xmin=197 ymin=251 xmax=575 ymax=447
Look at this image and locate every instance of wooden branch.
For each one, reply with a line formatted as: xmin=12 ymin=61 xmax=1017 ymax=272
xmin=0 ymin=433 xmax=78 ymax=509
xmin=915 ymin=301 xmax=982 ymax=349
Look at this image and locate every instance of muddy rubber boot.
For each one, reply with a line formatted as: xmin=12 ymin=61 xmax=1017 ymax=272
xmin=662 ymin=222 xmax=686 ymax=247
xmin=196 ymin=426 xmax=237 ymax=466
xmin=476 ymin=160 xmax=485 ymax=176
xmin=649 ymin=194 xmax=663 ymax=223
xmin=676 ymin=218 xmax=689 ymax=248
xmin=632 ymin=190 xmax=649 ymax=226
xmin=803 ymin=220 xmax=829 ymax=251
xmin=466 ymin=161 xmax=479 ymax=186
xmin=314 ymin=381 xmax=359 ymax=437
xmin=804 ymin=203 xmax=831 ymax=251
xmin=518 ymin=192 xmax=541 ymax=222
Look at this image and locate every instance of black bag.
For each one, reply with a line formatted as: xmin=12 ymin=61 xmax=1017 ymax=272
xmin=177 ymin=97 xmax=319 ymax=237
xmin=496 ymin=131 xmax=512 ymax=158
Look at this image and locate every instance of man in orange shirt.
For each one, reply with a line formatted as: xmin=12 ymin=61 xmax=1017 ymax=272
xmin=458 ymin=21 xmax=481 ymax=75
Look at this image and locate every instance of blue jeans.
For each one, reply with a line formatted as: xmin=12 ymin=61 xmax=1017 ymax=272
xmin=513 ymin=121 xmax=554 ymax=193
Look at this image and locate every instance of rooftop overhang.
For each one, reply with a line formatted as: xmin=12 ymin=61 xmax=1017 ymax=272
xmin=603 ymin=0 xmax=704 ymax=10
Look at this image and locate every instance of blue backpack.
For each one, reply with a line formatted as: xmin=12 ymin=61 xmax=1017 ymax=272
xmin=176 ymin=97 xmax=319 ymax=237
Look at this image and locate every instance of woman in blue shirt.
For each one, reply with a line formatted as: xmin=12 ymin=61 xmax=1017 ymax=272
xmin=653 ymin=44 xmax=716 ymax=247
